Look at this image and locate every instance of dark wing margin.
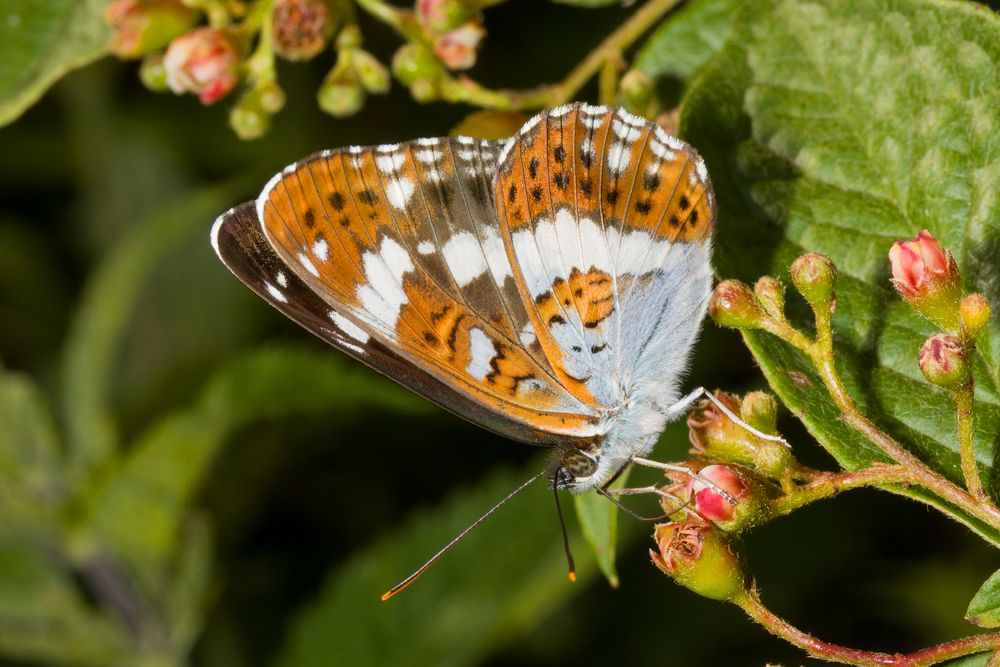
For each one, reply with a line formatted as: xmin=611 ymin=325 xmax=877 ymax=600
xmin=211 ymin=201 xmax=587 ymax=448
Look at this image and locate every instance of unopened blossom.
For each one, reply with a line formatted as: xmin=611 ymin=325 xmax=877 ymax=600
xmin=163 ymin=28 xmax=240 ymax=104
xmin=432 ymin=22 xmax=485 ymax=70
xmin=889 ymin=230 xmax=962 ymax=331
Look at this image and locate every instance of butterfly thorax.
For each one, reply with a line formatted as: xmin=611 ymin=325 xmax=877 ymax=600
xmin=555 ymin=388 xmax=680 ymax=492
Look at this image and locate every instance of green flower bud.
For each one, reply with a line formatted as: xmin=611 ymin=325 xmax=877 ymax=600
xmin=336 ymin=23 xmax=363 ymax=50
xmin=790 ymin=253 xmax=836 ymax=313
xmin=753 ymin=276 xmax=785 ymax=321
xmin=740 ymin=391 xmax=778 ymax=435
xmin=409 ymin=78 xmax=440 ymax=103
xmin=229 ymin=81 xmax=285 ymax=139
xmin=650 ymin=518 xmax=747 ymax=601
xmin=318 ymin=60 xmax=365 ymax=117
xmin=352 ymin=49 xmax=391 ymax=94
xmin=619 ymin=69 xmax=653 ymax=115
xmin=139 ymin=53 xmax=169 ymax=91
xmin=392 ymin=42 xmax=443 ymax=87
xmin=918 ymin=333 xmax=970 ymax=388
xmin=709 ymin=280 xmax=764 ymax=329
xmin=961 ymin=293 xmax=991 ymax=340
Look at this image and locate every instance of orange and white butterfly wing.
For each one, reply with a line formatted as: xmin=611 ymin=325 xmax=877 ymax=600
xmin=235 ymin=138 xmax=603 ymax=444
xmin=493 ymin=104 xmax=714 ymax=434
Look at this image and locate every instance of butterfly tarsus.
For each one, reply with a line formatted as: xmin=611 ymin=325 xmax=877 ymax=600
xmin=666 ymin=386 xmax=790 ymax=448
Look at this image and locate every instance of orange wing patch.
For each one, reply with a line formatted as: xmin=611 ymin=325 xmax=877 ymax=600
xmin=257 ymin=143 xmax=603 ymax=438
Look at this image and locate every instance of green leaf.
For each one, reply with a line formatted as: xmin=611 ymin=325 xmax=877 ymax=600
xmin=82 ymin=346 xmax=428 ymax=581
xmin=0 ymin=369 xmax=65 ymax=530
xmin=0 ymin=0 xmax=111 ymax=127
xmin=573 ymin=467 xmax=629 ymax=587
xmin=275 ymin=461 xmax=592 ymax=667
xmin=165 ymin=516 xmax=216 ymax=655
xmin=634 ymin=0 xmax=741 ymax=83
xmin=681 ymin=0 xmax=1000 ymax=541
xmin=968 ymin=567 xmax=1000 ymax=627
xmin=61 ymin=181 xmax=252 ymax=484
xmin=0 ymin=541 xmax=132 ymax=666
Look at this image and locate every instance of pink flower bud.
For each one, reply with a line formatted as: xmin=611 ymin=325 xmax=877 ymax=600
xmin=163 ymin=28 xmax=240 ymax=104
xmin=692 ymin=465 xmax=749 ymax=522
xmin=918 ymin=333 xmax=970 ymax=388
xmin=272 ymin=0 xmax=334 ymax=62
xmin=106 ymin=0 xmax=197 ymax=59
xmin=889 ymin=230 xmax=962 ymax=331
xmin=417 ymin=0 xmax=478 ymax=33
xmin=889 ymin=230 xmax=950 ymax=296
xmin=432 ymin=22 xmax=484 ymax=71
xmin=708 ymin=280 xmax=764 ymax=329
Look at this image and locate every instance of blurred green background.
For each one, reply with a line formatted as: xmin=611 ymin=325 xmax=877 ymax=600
xmin=2 ymin=1 xmax=1000 ymax=665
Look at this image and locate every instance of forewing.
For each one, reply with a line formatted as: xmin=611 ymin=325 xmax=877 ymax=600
xmin=212 ymin=203 xmax=600 ymax=445
xmin=242 ymin=138 xmax=603 ymax=442
xmin=493 ymin=104 xmax=715 ymax=413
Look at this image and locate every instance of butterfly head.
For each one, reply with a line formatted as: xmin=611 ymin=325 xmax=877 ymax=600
xmin=552 ymin=446 xmax=627 ymax=492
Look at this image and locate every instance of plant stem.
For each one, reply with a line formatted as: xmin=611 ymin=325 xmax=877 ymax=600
xmin=758 ymin=307 xmax=1000 ymax=531
xmin=770 ymin=464 xmax=922 ymax=516
xmin=955 ymin=383 xmax=988 ymax=502
xmin=549 ymin=0 xmax=679 ymax=105
xmin=598 ymin=56 xmax=621 ymax=105
xmin=735 ymin=586 xmax=1000 ymax=666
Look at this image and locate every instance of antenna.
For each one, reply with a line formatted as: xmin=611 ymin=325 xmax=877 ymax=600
xmin=551 ymin=470 xmax=576 ymax=582
xmin=381 ymin=468 xmax=548 ymax=601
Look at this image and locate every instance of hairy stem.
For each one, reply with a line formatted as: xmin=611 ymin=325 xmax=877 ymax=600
xmin=955 ymin=383 xmax=988 ymax=502
xmin=735 ymin=586 xmax=1000 ymax=666
xmin=757 ymin=309 xmax=1000 ymax=530
xmin=770 ymin=464 xmax=922 ymax=516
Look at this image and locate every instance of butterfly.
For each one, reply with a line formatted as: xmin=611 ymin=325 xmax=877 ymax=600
xmin=212 ymin=103 xmax=727 ymax=592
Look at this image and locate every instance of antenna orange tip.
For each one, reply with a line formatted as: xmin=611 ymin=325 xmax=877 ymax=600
xmin=568 ymin=571 xmax=577 ymax=583
xmin=380 ymin=591 xmax=393 ymax=601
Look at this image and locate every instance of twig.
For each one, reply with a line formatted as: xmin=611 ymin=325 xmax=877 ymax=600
xmin=735 ymin=585 xmax=1000 ymax=666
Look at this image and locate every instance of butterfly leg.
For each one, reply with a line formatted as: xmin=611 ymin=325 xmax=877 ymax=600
xmin=630 ymin=457 xmax=737 ymax=505
xmin=665 ymin=386 xmax=790 ymax=448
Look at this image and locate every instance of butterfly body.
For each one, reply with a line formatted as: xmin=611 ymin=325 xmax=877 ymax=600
xmin=212 ymin=103 xmax=715 ymax=493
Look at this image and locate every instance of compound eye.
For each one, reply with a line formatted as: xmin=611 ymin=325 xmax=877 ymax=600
xmin=561 ymin=449 xmax=598 ymax=478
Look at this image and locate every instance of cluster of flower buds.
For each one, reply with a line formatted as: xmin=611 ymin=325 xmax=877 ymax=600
xmin=888 ymin=230 xmax=991 ymax=389
xmin=105 ymin=0 xmax=399 ymax=135
xmin=416 ymin=0 xmax=486 ymax=71
xmin=709 ymin=252 xmax=837 ymax=334
xmin=687 ymin=391 xmax=796 ymax=487
xmin=318 ymin=26 xmax=391 ymax=117
xmin=104 ymin=0 xmax=497 ymax=135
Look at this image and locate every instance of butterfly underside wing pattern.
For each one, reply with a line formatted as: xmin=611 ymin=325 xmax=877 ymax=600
xmin=213 ymin=103 xmax=715 ymax=489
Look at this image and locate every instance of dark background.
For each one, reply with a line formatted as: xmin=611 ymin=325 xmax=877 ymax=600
xmin=2 ymin=1 xmax=997 ymax=665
